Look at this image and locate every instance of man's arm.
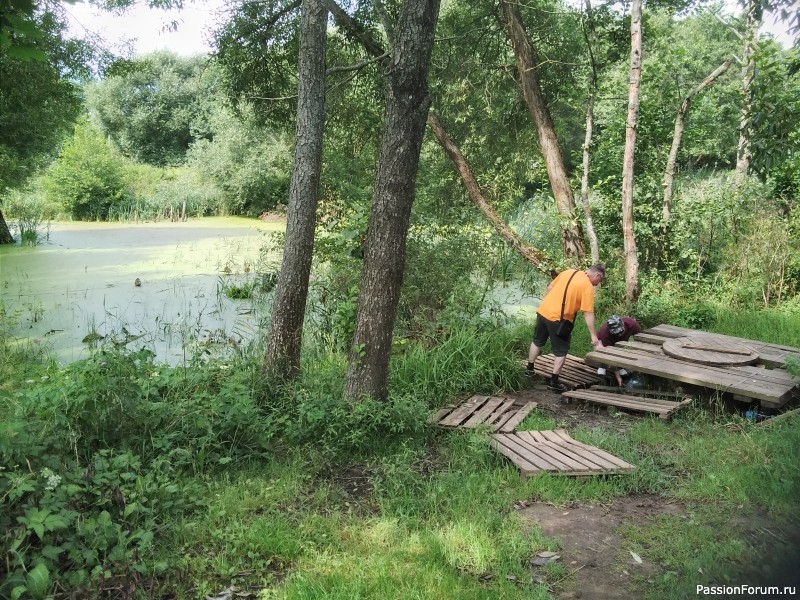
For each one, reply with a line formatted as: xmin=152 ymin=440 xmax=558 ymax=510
xmin=584 ymin=312 xmax=600 ymax=346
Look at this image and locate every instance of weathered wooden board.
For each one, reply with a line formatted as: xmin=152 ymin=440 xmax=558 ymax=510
xmin=562 ymin=389 xmax=693 ymax=420
xmin=491 ymin=429 xmax=636 ymax=477
xmin=585 ymin=345 xmax=797 ymax=408
xmin=662 ymin=336 xmax=759 ymax=366
xmin=633 ymin=332 xmax=671 ymax=345
xmin=433 ymin=395 xmax=537 ymax=432
xmin=528 ymin=354 xmax=602 ymax=390
xmin=646 ymin=324 xmax=800 ymax=369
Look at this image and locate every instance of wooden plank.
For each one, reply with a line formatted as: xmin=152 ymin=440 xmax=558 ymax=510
xmin=498 ymin=401 xmax=538 ymax=433
xmin=571 ymin=389 xmax=684 ymax=407
xmin=551 ymin=430 xmax=636 ymax=470
xmin=429 ymin=406 xmax=454 ymax=424
xmin=536 ymin=431 xmax=619 ymax=470
xmin=492 ymin=434 xmax=564 ymax=472
xmin=616 ymin=340 xmax=666 ymax=354
xmin=514 ymin=433 xmax=603 ymax=471
xmin=489 ymin=438 xmax=544 ymax=475
xmin=439 ymin=395 xmax=489 ymax=427
xmin=564 ymin=390 xmax=673 ymax=411
xmin=585 ymin=347 xmax=796 ymax=407
xmin=484 ymin=398 xmax=517 ymax=427
xmin=633 ymin=332 xmax=670 ymax=345
xmin=462 ymin=396 xmax=505 ymax=428
xmin=512 ymin=436 xmax=587 ymax=471
xmin=536 ymin=440 xmax=609 ymax=472
xmin=589 ymin=385 xmax=690 ymax=401
xmin=681 ymin=342 xmax=754 ymax=355
xmin=758 ymin=407 xmax=800 ymax=428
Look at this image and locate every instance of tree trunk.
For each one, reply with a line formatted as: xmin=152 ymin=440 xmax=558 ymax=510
xmin=0 ymin=210 xmax=14 ymax=244
xmin=735 ymin=0 xmax=761 ymax=184
xmin=263 ymin=0 xmax=328 ymax=380
xmin=621 ymin=0 xmax=642 ymax=303
xmin=427 ymin=112 xmax=553 ymax=275
xmin=500 ymin=0 xmax=586 ymax=261
xmin=344 ymin=0 xmax=441 ymax=402
xmin=662 ymin=59 xmax=732 ymax=233
xmin=579 ymin=0 xmax=600 ymax=265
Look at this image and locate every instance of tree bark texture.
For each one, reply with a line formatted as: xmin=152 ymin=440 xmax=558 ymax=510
xmin=662 ymin=59 xmax=732 ymax=231
xmin=263 ymin=0 xmax=328 ymax=380
xmin=621 ymin=0 xmax=642 ymax=303
xmin=344 ymin=0 xmax=441 ymax=402
xmin=0 ymin=210 xmax=14 ymax=244
xmin=735 ymin=0 xmax=761 ymax=184
xmin=579 ymin=0 xmax=600 ymax=265
xmin=427 ymin=112 xmax=554 ymax=275
xmin=501 ymin=0 xmax=586 ymax=261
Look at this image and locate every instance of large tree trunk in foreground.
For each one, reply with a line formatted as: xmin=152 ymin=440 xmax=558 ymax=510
xmin=501 ymin=0 xmax=586 ymax=261
xmin=427 ymin=112 xmax=553 ymax=275
xmin=621 ymin=0 xmax=642 ymax=303
xmin=344 ymin=0 xmax=441 ymax=402
xmin=0 ymin=210 xmax=14 ymax=244
xmin=662 ymin=59 xmax=732 ymax=235
xmin=735 ymin=0 xmax=761 ymax=184
xmin=579 ymin=0 xmax=600 ymax=265
xmin=263 ymin=0 xmax=328 ymax=380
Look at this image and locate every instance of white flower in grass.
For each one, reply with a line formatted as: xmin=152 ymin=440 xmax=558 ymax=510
xmin=41 ymin=467 xmax=62 ymax=491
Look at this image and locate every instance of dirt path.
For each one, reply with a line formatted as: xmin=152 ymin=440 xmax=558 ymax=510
xmin=518 ymin=495 xmax=684 ymax=599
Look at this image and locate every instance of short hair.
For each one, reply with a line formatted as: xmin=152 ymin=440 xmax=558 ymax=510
xmin=588 ymin=264 xmax=606 ymax=280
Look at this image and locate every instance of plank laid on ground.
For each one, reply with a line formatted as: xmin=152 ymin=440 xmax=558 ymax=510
xmin=562 ymin=389 xmax=693 ymax=420
xmin=584 ymin=345 xmax=797 ymax=407
xmin=646 ymin=324 xmax=800 ymax=368
xmin=529 ymin=354 xmax=601 ymax=389
xmin=589 ymin=385 xmax=688 ymax=400
xmin=491 ymin=429 xmax=635 ymax=477
xmin=434 ymin=395 xmax=537 ymax=431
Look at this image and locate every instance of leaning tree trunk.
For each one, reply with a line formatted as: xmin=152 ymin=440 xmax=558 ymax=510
xmin=344 ymin=0 xmax=441 ymax=402
xmin=262 ymin=0 xmax=328 ymax=380
xmin=579 ymin=0 xmax=600 ymax=265
xmin=427 ymin=112 xmax=553 ymax=275
xmin=621 ymin=0 xmax=642 ymax=303
xmin=0 ymin=210 xmax=14 ymax=244
xmin=501 ymin=0 xmax=586 ymax=261
xmin=735 ymin=0 xmax=761 ymax=184
xmin=662 ymin=59 xmax=732 ymax=237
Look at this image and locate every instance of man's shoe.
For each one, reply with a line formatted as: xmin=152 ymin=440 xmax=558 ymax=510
xmin=596 ymin=367 xmax=607 ymax=376
xmin=547 ymin=381 xmax=567 ymax=393
xmin=524 ymin=369 xmax=535 ymax=379
xmin=619 ymin=369 xmax=629 ymax=378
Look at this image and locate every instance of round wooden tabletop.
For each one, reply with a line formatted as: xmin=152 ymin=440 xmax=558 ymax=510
xmin=662 ymin=335 xmax=759 ymax=366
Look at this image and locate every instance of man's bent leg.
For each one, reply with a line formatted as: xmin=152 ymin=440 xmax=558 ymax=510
xmin=552 ymin=354 xmax=566 ymax=375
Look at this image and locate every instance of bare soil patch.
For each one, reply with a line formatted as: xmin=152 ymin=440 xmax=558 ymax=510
xmin=517 ymin=494 xmax=685 ymax=599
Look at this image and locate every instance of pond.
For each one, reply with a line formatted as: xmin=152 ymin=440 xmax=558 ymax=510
xmin=0 ymin=217 xmax=283 ymax=365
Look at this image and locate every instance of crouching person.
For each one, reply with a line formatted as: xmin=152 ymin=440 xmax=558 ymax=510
xmin=596 ymin=315 xmax=642 ymax=386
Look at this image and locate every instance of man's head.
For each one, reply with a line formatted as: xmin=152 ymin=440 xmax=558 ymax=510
xmin=586 ymin=264 xmax=606 ymax=287
xmin=607 ymin=315 xmax=624 ymax=335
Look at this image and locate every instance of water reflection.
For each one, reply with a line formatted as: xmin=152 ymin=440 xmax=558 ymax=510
xmin=0 ymin=217 xmax=283 ymax=364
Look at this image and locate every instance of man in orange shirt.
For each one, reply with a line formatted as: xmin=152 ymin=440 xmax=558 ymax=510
xmin=526 ymin=264 xmax=606 ymax=392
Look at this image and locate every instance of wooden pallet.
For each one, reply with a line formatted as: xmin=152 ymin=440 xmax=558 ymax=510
xmin=432 ymin=395 xmax=537 ymax=432
xmin=561 ymin=388 xmax=693 ymax=420
xmin=491 ymin=429 xmax=636 ymax=477
xmin=530 ymin=354 xmax=602 ymax=390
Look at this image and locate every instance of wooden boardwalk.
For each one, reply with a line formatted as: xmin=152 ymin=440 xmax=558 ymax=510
xmin=491 ymin=429 xmax=636 ymax=477
xmin=585 ymin=324 xmax=799 ymax=408
xmin=561 ymin=388 xmax=693 ymax=420
xmin=432 ymin=395 xmax=537 ymax=432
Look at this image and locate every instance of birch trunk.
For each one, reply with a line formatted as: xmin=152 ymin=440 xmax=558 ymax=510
xmin=621 ymin=0 xmax=642 ymax=303
xmin=735 ymin=0 xmax=761 ymax=184
xmin=579 ymin=0 xmax=600 ymax=265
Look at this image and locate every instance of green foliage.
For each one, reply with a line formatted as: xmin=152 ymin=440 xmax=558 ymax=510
xmin=42 ymin=118 xmax=128 ymax=220
xmin=0 ymin=3 xmax=88 ymax=190
xmin=187 ymin=105 xmax=291 ymax=215
xmin=86 ymin=52 xmax=220 ymax=166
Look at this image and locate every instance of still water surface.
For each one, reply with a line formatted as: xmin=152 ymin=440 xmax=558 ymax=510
xmin=0 ymin=218 xmax=283 ymax=364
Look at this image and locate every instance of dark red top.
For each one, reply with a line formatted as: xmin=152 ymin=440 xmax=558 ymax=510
xmin=597 ymin=317 xmax=642 ymax=347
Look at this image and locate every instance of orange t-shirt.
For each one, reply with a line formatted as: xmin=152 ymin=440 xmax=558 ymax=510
xmin=536 ymin=270 xmax=595 ymax=323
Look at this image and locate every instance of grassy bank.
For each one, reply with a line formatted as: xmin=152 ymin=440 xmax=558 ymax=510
xmin=1 ymin=310 xmax=799 ymax=599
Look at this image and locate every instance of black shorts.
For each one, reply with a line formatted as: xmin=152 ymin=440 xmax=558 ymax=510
xmin=532 ymin=313 xmax=572 ymax=357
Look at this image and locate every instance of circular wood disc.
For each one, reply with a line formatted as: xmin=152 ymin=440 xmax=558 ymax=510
xmin=662 ymin=335 xmax=759 ymax=366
